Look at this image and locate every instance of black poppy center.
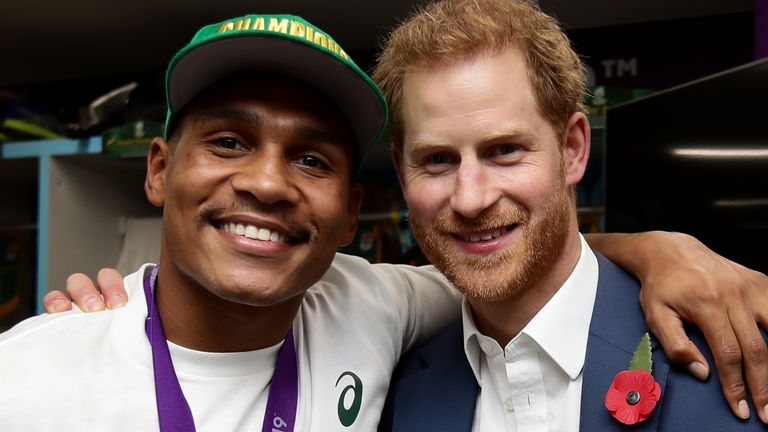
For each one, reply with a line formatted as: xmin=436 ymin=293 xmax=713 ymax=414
xmin=626 ymin=390 xmax=641 ymax=405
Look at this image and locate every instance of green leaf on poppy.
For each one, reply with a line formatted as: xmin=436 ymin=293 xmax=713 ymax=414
xmin=629 ymin=332 xmax=653 ymax=373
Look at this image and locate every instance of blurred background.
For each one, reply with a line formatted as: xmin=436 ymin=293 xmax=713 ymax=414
xmin=1 ymin=0 xmax=765 ymax=329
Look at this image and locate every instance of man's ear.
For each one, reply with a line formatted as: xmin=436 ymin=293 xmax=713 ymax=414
xmin=391 ymin=144 xmax=407 ymax=192
xmin=145 ymin=137 xmax=171 ymax=207
xmin=562 ymin=112 xmax=591 ymax=187
xmin=338 ymin=183 xmax=364 ymax=247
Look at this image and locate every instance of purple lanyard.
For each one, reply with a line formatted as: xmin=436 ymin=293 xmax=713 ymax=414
xmin=143 ymin=266 xmax=299 ymax=432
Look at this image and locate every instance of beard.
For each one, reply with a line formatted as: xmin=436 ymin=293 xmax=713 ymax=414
xmin=410 ymin=182 xmax=572 ymax=303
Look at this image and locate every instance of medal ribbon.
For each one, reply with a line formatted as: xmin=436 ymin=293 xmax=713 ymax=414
xmin=143 ymin=266 xmax=298 ymax=431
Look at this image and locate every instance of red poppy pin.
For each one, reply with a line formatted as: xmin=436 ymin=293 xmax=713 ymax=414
xmin=604 ymin=332 xmax=662 ymax=425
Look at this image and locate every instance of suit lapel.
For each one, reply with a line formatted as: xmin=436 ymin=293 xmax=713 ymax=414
xmin=388 ymin=321 xmax=478 ymax=432
xmin=580 ymin=253 xmax=669 ymax=431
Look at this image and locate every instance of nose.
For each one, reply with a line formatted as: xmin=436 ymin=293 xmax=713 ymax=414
xmin=230 ymin=146 xmax=301 ymax=206
xmin=449 ymin=157 xmax=501 ymax=218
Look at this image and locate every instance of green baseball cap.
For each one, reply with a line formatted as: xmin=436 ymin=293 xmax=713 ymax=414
xmin=164 ymin=14 xmax=388 ymax=155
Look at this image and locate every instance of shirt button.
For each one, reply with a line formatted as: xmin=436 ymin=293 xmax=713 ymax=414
xmin=504 ymin=397 xmax=515 ymax=411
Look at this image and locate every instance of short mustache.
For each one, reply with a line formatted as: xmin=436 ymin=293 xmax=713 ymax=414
xmin=410 ymin=205 xmax=530 ymax=233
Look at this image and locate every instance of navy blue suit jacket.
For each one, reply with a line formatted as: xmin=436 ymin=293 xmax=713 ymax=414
xmin=379 ymin=252 xmax=767 ymax=431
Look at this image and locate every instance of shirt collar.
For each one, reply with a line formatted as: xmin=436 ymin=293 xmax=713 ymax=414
xmin=462 ymin=234 xmax=599 ymax=383
xmin=462 ymin=300 xmax=484 ymax=384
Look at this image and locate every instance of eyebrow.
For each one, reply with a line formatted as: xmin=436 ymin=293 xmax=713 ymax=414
xmin=479 ymin=125 xmax=536 ymax=144
xmin=190 ymin=108 xmax=263 ymax=128
xmin=293 ymin=125 xmax=346 ymax=148
xmin=410 ymin=125 xmax=535 ymax=150
xmin=188 ymin=107 xmax=350 ymax=150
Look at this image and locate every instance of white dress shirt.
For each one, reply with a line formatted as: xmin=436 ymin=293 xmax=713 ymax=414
xmin=462 ymin=235 xmax=599 ymax=431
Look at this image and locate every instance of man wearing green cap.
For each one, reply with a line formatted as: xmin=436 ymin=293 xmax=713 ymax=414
xmin=0 ymin=14 xmax=419 ymax=431
xmin=2 ymin=12 xmax=767 ymax=432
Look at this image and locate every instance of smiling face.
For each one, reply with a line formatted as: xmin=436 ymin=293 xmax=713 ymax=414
xmin=399 ymin=47 xmax=589 ymax=304
xmin=146 ymin=74 xmax=362 ymax=307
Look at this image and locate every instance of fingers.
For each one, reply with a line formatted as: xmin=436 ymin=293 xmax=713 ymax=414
xmin=718 ymin=264 xmax=768 ymax=423
xmin=66 ymin=273 xmax=107 ymax=313
xmin=43 ymin=290 xmax=73 ymax=313
xmin=96 ymin=268 xmax=128 ymax=309
xmin=645 ymin=305 xmax=709 ymax=381
xmin=697 ymin=312 xmax=752 ymax=420
xmin=730 ymin=309 xmax=768 ymax=423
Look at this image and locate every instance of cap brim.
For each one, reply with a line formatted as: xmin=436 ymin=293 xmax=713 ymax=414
xmin=167 ymin=35 xmax=386 ymax=152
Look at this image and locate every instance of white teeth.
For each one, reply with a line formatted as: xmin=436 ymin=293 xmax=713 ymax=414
xmin=221 ymin=223 xmax=286 ymax=243
xmin=244 ymin=226 xmax=258 ymax=239
xmin=462 ymin=228 xmax=506 ymax=243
